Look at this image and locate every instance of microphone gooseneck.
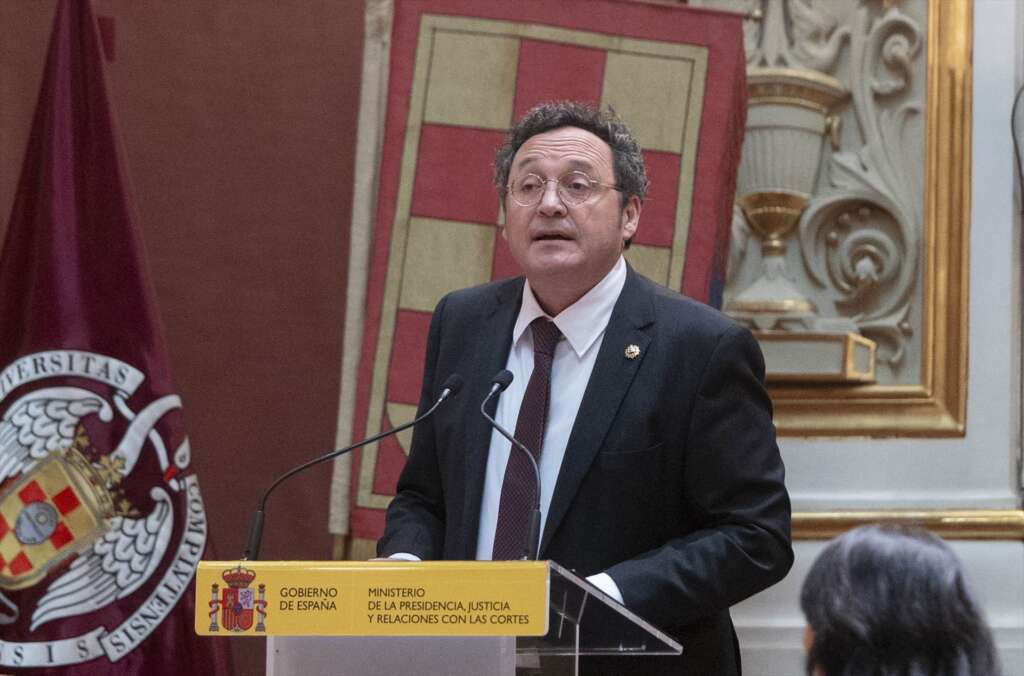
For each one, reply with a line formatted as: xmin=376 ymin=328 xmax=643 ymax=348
xmin=480 ymin=369 xmax=543 ymax=561
xmin=243 ymin=373 xmax=464 ymax=561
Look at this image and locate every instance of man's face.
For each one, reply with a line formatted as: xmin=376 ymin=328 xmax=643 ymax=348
xmin=502 ymin=126 xmax=640 ymax=290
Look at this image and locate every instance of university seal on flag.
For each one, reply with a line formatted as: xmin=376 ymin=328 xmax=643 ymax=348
xmin=0 ymin=350 xmax=209 ymax=668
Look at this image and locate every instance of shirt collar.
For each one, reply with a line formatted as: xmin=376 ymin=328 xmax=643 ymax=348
xmin=512 ymin=256 xmax=627 ymax=358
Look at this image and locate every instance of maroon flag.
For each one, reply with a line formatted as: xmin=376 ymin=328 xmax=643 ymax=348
xmin=0 ymin=1 xmax=231 ymax=673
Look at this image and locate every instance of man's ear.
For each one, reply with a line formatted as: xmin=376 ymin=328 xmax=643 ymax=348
xmin=621 ymin=195 xmax=641 ymax=241
xmin=500 ymin=224 xmax=508 ymax=241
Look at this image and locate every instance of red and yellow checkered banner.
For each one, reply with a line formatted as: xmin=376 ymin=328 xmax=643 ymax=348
xmin=342 ymin=0 xmax=746 ymax=543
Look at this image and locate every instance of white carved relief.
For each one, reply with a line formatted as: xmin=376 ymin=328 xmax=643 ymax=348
xmin=693 ymin=0 xmax=927 ymax=383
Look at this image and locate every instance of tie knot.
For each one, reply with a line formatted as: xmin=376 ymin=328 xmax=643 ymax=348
xmin=531 ymin=318 xmax=561 ymax=357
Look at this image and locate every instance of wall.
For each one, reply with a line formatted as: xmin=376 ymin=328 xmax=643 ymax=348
xmin=733 ymin=1 xmax=1024 ymax=673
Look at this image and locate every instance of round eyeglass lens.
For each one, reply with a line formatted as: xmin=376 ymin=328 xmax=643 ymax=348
xmin=509 ymin=171 xmax=595 ymax=207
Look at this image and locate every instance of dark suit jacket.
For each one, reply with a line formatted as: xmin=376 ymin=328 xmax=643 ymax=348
xmin=378 ymin=266 xmax=793 ymax=675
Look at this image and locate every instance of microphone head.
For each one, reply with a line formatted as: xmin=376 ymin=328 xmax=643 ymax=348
xmin=492 ymin=369 xmax=514 ymax=392
xmin=439 ymin=374 xmax=464 ymax=398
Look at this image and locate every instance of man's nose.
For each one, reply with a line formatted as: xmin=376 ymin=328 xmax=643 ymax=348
xmin=537 ymin=180 xmax=567 ymax=217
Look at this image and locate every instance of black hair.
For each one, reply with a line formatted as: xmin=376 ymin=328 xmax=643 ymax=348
xmin=800 ymin=525 xmax=1001 ymax=676
xmin=494 ymin=100 xmax=648 ymax=208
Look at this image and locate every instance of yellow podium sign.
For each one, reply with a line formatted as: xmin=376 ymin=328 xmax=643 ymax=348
xmin=195 ymin=560 xmax=549 ymax=637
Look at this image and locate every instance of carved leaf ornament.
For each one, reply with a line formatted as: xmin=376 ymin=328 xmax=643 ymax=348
xmin=708 ymin=0 xmax=926 ymax=376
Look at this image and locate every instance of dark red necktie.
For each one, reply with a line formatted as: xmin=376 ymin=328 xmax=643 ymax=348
xmin=492 ymin=317 xmax=561 ymax=560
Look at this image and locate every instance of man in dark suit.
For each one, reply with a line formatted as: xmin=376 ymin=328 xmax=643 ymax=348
xmin=378 ymin=102 xmax=792 ymax=674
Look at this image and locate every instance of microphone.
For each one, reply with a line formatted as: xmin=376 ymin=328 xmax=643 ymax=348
xmin=243 ymin=373 xmax=464 ymax=560
xmin=480 ymin=369 xmax=542 ymax=561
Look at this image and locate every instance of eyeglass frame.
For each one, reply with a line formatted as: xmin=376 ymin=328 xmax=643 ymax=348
xmin=504 ymin=170 xmax=623 ymax=208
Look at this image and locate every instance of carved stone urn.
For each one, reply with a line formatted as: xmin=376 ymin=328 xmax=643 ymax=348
xmin=726 ymin=67 xmax=847 ymax=330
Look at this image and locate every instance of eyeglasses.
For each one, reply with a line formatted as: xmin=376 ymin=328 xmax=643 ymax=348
xmin=506 ymin=171 xmax=621 ymax=208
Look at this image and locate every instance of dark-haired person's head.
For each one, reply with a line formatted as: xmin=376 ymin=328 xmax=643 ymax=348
xmin=494 ymin=100 xmax=647 ymax=248
xmin=492 ymin=101 xmax=648 ymax=314
xmin=494 ymin=101 xmax=648 ymax=203
xmin=800 ymin=525 xmax=1000 ymax=676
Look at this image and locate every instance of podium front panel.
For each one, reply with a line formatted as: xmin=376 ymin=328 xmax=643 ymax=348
xmin=196 ymin=560 xmax=548 ymax=637
xmin=196 ymin=559 xmax=681 ymax=674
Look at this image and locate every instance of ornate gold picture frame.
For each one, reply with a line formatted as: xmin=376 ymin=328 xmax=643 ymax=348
xmin=771 ymin=1 xmax=971 ymax=437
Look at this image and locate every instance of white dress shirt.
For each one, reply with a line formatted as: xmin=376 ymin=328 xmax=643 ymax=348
xmin=473 ymin=256 xmax=627 ymax=602
xmin=392 ymin=257 xmax=627 ymax=603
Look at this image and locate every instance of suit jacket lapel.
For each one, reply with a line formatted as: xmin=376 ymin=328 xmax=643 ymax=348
xmin=458 ymin=278 xmax=522 ymax=558
xmin=540 ymin=267 xmax=655 ymax=555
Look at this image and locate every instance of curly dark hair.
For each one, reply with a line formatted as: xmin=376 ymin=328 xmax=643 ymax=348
xmin=800 ymin=525 xmax=1001 ymax=676
xmin=494 ymin=101 xmax=648 ymax=208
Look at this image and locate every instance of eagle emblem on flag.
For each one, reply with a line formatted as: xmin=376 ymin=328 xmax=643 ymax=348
xmin=0 ymin=352 xmax=208 ymax=666
xmin=0 ymin=379 xmax=179 ymax=631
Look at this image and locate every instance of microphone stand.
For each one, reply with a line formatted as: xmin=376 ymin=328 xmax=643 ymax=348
xmin=242 ymin=375 xmax=463 ymax=560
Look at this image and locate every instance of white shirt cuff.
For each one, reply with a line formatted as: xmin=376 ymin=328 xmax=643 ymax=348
xmin=585 ymin=572 xmax=624 ymax=604
xmin=387 ymin=552 xmax=422 ymax=561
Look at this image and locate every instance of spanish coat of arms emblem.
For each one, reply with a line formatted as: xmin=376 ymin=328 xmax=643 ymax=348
xmin=208 ymin=565 xmax=267 ymax=633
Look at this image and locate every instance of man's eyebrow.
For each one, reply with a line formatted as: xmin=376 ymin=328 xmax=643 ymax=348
xmin=565 ymin=159 xmax=595 ymax=172
xmin=513 ymin=157 xmax=597 ymax=172
xmin=513 ymin=156 xmax=536 ymax=171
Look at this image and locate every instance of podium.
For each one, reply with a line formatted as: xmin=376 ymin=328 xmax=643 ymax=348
xmin=195 ymin=560 xmax=681 ymax=675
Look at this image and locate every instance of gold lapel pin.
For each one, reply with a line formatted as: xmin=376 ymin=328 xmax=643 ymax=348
xmin=624 ymin=344 xmax=640 ymax=360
